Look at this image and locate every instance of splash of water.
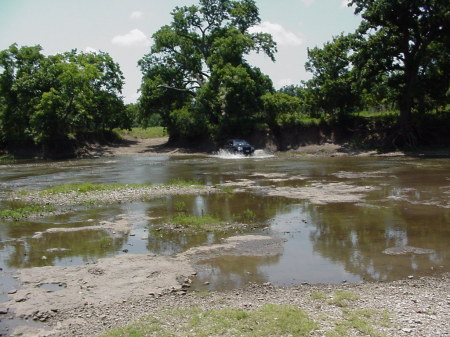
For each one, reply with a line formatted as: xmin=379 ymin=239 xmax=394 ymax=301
xmin=212 ymin=149 xmax=275 ymax=159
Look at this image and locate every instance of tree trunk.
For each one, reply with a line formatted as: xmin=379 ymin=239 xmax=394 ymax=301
xmin=396 ymin=61 xmax=419 ymax=147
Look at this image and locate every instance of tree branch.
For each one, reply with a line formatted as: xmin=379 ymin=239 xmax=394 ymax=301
xmin=157 ymin=84 xmax=196 ymax=95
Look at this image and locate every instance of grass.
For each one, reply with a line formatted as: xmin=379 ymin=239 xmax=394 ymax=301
xmin=166 ymin=178 xmax=202 ymax=187
xmin=115 ymin=127 xmax=167 ymax=139
xmin=217 ymin=186 xmax=235 ymax=193
xmin=328 ymin=290 xmax=359 ymax=307
xmin=0 ymin=154 xmax=15 ymax=161
xmin=163 ymin=213 xmax=225 ymax=231
xmin=100 ymin=304 xmax=317 ymax=337
xmin=277 ymin=113 xmax=323 ymax=127
xmin=327 ymin=309 xmax=391 ymax=337
xmin=352 ymin=110 xmax=399 ymax=119
xmin=39 ymin=182 xmax=151 ymax=195
xmin=310 ymin=291 xmax=327 ymax=300
xmin=0 ymin=205 xmax=55 ymax=220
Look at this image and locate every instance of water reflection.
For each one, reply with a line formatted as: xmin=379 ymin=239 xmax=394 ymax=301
xmin=3 ymin=229 xmax=126 ymax=269
xmin=193 ymin=255 xmax=282 ymax=290
xmin=0 ymin=156 xmax=449 ymax=289
xmin=307 ymin=202 xmax=449 ymax=281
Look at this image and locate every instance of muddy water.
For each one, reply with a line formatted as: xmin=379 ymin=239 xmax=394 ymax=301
xmin=1 ymin=155 xmax=449 ymax=291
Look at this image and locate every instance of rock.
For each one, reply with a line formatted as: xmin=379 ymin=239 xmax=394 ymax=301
xmin=383 ymin=246 xmax=434 ymax=255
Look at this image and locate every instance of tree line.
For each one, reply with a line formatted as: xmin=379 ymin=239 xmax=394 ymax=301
xmin=1 ymin=0 xmax=449 ymax=155
xmin=0 ymin=45 xmax=130 ymax=155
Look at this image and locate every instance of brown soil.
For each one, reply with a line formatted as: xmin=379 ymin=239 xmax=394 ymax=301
xmin=81 ymin=136 xmax=209 ymax=157
xmin=81 ymin=136 xmax=450 ymax=158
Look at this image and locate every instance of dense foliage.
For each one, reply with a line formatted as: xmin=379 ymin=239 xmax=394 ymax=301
xmin=138 ymin=0 xmax=449 ymax=146
xmin=2 ymin=0 xmax=449 ymax=153
xmin=138 ymin=0 xmax=276 ymax=142
xmin=350 ymin=0 xmax=450 ymax=142
xmin=0 ymin=44 xmax=130 ymax=154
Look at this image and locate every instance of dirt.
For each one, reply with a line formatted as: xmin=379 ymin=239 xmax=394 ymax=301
xmin=81 ymin=136 xmax=366 ymax=158
xmin=83 ymin=136 xmax=450 ymax=158
xmin=82 ymin=136 xmax=208 ymax=157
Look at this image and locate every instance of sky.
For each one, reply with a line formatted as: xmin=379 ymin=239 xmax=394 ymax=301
xmin=0 ymin=0 xmax=361 ymax=103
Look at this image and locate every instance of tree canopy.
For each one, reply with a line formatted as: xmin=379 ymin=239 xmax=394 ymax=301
xmin=138 ymin=0 xmax=277 ymax=141
xmin=0 ymin=44 xmax=130 ymax=154
xmin=305 ymin=33 xmax=360 ymax=118
xmin=350 ymin=0 xmax=450 ymax=131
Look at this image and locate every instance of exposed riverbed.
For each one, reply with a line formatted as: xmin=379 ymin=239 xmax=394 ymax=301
xmin=0 ymin=138 xmax=449 ymax=336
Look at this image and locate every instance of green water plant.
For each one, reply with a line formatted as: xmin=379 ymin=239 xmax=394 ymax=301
xmin=0 ymin=205 xmax=55 ymax=220
xmin=163 ymin=213 xmax=224 ymax=231
xmin=239 ymin=209 xmax=256 ymax=222
xmin=174 ymin=201 xmax=187 ymax=212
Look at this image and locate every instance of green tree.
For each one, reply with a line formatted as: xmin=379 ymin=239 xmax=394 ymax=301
xmin=261 ymin=92 xmax=303 ymax=148
xmin=30 ymin=51 xmax=128 ymax=147
xmin=0 ymin=44 xmax=45 ymax=145
xmin=278 ymin=84 xmax=303 ymax=98
xmin=349 ymin=0 xmax=450 ymax=141
xmin=304 ymin=34 xmax=360 ymax=118
xmin=0 ymin=45 xmax=129 ymax=154
xmin=138 ymin=0 xmax=277 ymax=141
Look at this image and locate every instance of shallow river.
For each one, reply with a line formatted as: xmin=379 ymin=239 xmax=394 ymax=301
xmin=1 ymin=153 xmax=449 ymax=293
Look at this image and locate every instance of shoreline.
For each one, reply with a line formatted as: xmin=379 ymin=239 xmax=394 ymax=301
xmin=2 ymin=232 xmax=449 ymax=337
xmin=5 ymin=272 xmax=450 ymax=337
xmin=81 ymin=136 xmax=450 ymax=159
xmin=2 ymin=136 xmax=449 ymax=160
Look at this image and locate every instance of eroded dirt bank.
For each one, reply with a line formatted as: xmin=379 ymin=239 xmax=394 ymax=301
xmin=82 ymin=136 xmax=450 ymax=158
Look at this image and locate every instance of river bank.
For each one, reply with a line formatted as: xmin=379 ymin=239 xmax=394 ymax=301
xmin=2 ymin=234 xmax=449 ymax=337
xmin=79 ymin=136 xmax=450 ymax=159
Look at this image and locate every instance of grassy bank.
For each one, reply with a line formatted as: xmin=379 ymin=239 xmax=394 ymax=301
xmin=100 ymin=293 xmax=392 ymax=337
xmin=115 ymin=127 xmax=167 ymax=139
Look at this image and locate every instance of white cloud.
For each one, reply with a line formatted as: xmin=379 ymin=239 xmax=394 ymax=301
xmin=111 ymin=29 xmax=150 ymax=47
xmin=84 ymin=46 xmax=98 ymax=53
xmin=130 ymin=11 xmax=143 ymax=19
xmin=301 ymin=0 xmax=315 ymax=6
xmin=249 ymin=21 xmax=303 ymax=47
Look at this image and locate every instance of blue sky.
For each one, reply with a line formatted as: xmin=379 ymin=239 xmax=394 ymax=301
xmin=0 ymin=0 xmax=361 ymax=103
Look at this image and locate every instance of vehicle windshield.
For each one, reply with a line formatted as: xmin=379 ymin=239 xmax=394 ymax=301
xmin=234 ymin=140 xmax=249 ymax=146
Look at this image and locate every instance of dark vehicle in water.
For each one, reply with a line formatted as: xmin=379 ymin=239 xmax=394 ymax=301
xmin=224 ymin=139 xmax=255 ymax=155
